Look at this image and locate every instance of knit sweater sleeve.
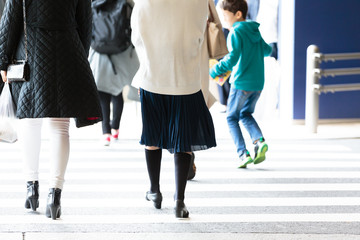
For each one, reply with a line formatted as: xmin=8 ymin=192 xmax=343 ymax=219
xmin=210 ymin=29 xmax=241 ymax=78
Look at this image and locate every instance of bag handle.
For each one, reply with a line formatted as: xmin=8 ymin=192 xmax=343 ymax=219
xmin=208 ymin=3 xmax=214 ymax=22
xmin=22 ymin=0 xmax=28 ymax=62
xmin=208 ymin=0 xmax=222 ymax=27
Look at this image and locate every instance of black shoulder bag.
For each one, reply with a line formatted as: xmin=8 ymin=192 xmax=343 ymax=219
xmin=7 ymin=0 xmax=30 ymax=82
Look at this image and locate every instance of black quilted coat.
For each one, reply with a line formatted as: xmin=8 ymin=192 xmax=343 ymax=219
xmin=0 ymin=0 xmax=102 ymax=127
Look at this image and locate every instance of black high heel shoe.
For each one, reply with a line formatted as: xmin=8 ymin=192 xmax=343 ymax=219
xmin=45 ymin=188 xmax=62 ymax=220
xmin=145 ymin=191 xmax=162 ymax=209
xmin=25 ymin=181 xmax=39 ymax=211
xmin=174 ymin=200 xmax=189 ymax=218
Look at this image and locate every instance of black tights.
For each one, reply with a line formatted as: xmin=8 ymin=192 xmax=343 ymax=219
xmin=145 ymin=149 xmax=162 ymax=193
xmin=173 ymin=152 xmax=192 ymax=200
xmin=98 ymin=91 xmax=124 ymax=134
xmin=145 ymin=149 xmax=192 ymax=201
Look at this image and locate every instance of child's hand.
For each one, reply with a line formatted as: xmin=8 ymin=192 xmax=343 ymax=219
xmin=209 ymin=68 xmax=218 ymax=79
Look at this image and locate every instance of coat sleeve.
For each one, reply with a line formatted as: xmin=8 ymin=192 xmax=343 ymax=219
xmin=0 ymin=0 xmax=5 ymax=18
xmin=0 ymin=0 xmax=24 ymax=70
xmin=75 ymin=0 xmax=92 ymax=57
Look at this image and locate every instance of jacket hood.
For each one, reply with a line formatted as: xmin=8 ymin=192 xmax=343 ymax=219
xmin=233 ymin=20 xmax=261 ymax=43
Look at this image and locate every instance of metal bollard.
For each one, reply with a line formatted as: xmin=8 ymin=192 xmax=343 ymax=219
xmin=305 ymin=45 xmax=320 ymax=133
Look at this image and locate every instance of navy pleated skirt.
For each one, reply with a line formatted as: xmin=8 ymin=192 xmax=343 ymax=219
xmin=139 ymin=89 xmax=216 ymax=153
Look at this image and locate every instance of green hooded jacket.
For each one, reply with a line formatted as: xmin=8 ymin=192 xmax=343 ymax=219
xmin=210 ymin=20 xmax=272 ymax=91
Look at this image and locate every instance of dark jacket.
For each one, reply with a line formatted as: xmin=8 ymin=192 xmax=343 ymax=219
xmin=0 ymin=0 xmax=102 ymax=127
xmin=0 ymin=0 xmax=5 ymax=18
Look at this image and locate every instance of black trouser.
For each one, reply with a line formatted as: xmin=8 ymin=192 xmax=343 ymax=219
xmin=217 ymin=28 xmax=231 ymax=107
xmin=217 ymin=79 xmax=230 ymax=106
xmin=269 ymin=42 xmax=278 ymax=60
xmin=98 ymin=91 xmax=124 ymax=134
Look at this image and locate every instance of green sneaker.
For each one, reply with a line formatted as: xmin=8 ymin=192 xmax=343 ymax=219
xmin=253 ymin=138 xmax=268 ymax=165
xmin=238 ymin=150 xmax=253 ymax=168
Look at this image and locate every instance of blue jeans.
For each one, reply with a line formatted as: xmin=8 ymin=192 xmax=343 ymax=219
xmin=226 ymin=88 xmax=263 ymax=157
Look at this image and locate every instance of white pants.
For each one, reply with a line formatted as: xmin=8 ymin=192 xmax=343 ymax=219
xmin=19 ymin=118 xmax=70 ymax=189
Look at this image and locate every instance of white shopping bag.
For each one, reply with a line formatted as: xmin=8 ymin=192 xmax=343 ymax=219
xmin=254 ymin=57 xmax=281 ymax=122
xmin=0 ymin=119 xmax=17 ymax=143
xmin=0 ymin=82 xmax=18 ymax=143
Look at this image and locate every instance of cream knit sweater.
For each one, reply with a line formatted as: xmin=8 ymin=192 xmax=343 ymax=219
xmin=131 ymin=0 xmax=208 ymax=95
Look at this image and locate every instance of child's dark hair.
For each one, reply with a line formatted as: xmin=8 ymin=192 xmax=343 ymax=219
xmin=220 ymin=0 xmax=248 ymax=19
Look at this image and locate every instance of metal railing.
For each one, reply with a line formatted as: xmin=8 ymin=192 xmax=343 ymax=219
xmin=305 ymin=45 xmax=360 ymax=133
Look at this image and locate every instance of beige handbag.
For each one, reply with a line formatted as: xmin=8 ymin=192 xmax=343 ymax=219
xmin=207 ymin=0 xmax=228 ymax=59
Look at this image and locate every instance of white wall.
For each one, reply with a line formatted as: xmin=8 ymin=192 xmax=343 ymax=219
xmin=278 ymin=0 xmax=295 ymax=123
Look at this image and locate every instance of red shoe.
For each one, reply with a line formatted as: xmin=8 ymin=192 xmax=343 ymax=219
xmin=111 ymin=129 xmax=119 ymax=140
xmin=102 ymin=135 xmax=111 ymax=146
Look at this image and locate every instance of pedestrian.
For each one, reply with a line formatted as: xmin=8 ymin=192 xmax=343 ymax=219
xmin=214 ymin=0 xmax=231 ymax=113
xmin=210 ymin=0 xmax=271 ymax=168
xmin=131 ymin=0 xmax=217 ymax=218
xmin=0 ymin=0 xmax=102 ymax=219
xmin=246 ymin=0 xmax=260 ymax=21
xmin=252 ymin=0 xmax=280 ymax=122
xmin=89 ymin=0 xmax=139 ymax=146
xmin=256 ymin=0 xmax=279 ymax=59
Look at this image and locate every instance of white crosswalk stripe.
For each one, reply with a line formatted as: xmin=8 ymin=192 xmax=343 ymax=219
xmin=2 ymin=197 xmax=360 ymax=208
xmin=3 ymin=183 xmax=360 ymax=192
xmin=0 ymin=120 xmax=360 ymax=236
xmin=1 ymin=213 xmax=360 ymax=224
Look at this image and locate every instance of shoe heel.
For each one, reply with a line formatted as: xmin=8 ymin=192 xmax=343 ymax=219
xmin=175 ymin=209 xmax=189 ymax=218
xmin=25 ymin=199 xmax=30 ymax=209
xmin=154 ymin=201 xmax=162 ymax=209
xmin=25 ymin=181 xmax=39 ymax=211
xmin=46 ymin=204 xmax=61 ymax=220
xmin=28 ymin=197 xmax=39 ymax=211
xmin=145 ymin=191 xmax=162 ymax=209
xmin=46 ymin=188 xmax=62 ymax=220
xmin=49 ymin=205 xmax=61 ymax=220
xmin=174 ymin=200 xmax=189 ymax=219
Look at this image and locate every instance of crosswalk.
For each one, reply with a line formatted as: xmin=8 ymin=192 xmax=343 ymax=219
xmin=0 ymin=131 xmax=360 ymax=238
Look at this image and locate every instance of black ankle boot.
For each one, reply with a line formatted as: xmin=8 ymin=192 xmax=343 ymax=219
xmin=45 ymin=188 xmax=62 ymax=220
xmin=174 ymin=200 xmax=189 ymax=218
xmin=145 ymin=191 xmax=163 ymax=209
xmin=25 ymin=181 xmax=39 ymax=211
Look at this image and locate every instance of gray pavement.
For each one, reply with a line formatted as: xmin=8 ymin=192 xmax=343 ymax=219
xmin=1 ymin=233 xmax=360 ymax=240
xmin=0 ymin=102 xmax=359 ymax=239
